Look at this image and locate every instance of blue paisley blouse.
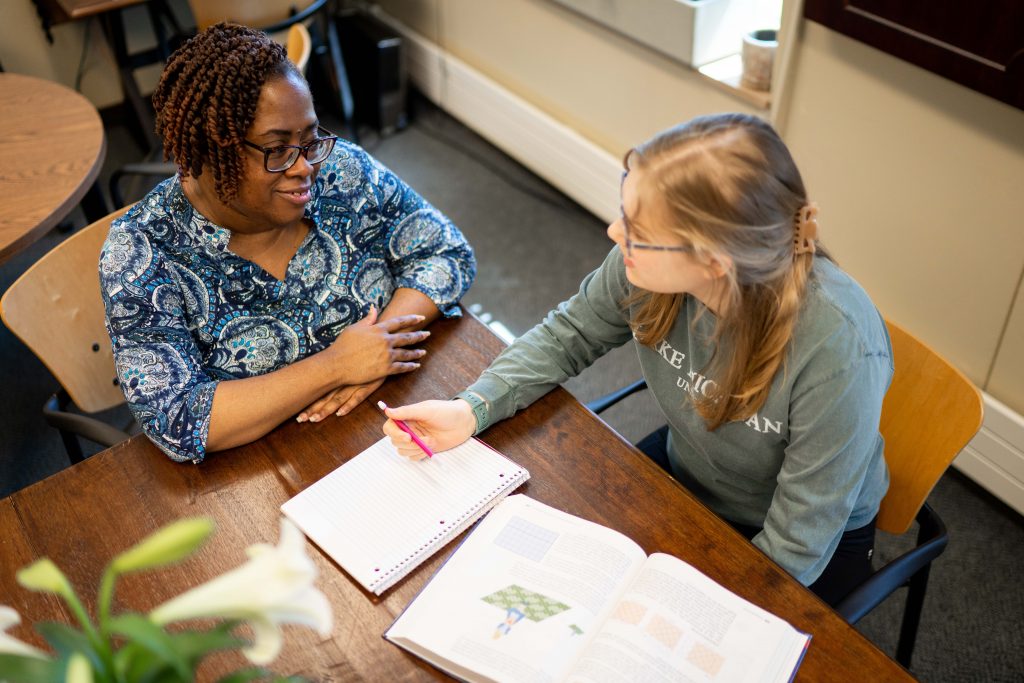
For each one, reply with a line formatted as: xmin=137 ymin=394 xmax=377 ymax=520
xmin=100 ymin=141 xmax=476 ymax=463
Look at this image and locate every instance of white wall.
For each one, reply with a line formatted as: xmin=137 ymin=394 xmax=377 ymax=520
xmin=780 ymin=21 xmax=1024 ymax=394
xmin=377 ymin=0 xmax=1024 ymax=416
xmin=378 ymin=0 xmax=760 ymax=156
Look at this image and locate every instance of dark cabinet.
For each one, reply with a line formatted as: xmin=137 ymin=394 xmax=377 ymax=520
xmin=804 ymin=1 xmax=1024 ymax=110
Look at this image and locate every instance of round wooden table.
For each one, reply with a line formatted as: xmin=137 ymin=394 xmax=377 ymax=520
xmin=0 ymin=72 xmax=107 ymax=264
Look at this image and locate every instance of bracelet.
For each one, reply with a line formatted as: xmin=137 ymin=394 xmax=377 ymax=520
xmin=455 ymin=390 xmax=490 ymax=434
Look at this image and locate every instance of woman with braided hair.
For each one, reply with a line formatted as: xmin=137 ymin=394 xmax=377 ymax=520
xmin=100 ymin=22 xmax=475 ymax=463
xmin=382 ymin=113 xmax=892 ymax=606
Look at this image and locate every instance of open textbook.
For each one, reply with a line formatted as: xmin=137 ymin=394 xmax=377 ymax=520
xmin=386 ymin=495 xmax=810 ymax=683
xmin=282 ymin=437 xmax=529 ymax=595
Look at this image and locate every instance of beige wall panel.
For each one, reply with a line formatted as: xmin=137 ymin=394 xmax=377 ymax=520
xmin=781 ymin=22 xmax=1024 ymax=385
xmin=987 ymin=280 xmax=1024 ymax=415
xmin=432 ymin=0 xmax=758 ymax=156
xmin=373 ymin=0 xmax=441 ymax=41
xmin=0 ymin=0 xmax=122 ymax=108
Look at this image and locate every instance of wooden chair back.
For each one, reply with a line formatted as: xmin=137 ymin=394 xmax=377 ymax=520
xmin=0 ymin=207 xmax=130 ymax=414
xmin=285 ymin=22 xmax=312 ymax=73
xmin=877 ymin=319 xmax=984 ymax=534
xmin=187 ymin=1 xmax=314 ymax=73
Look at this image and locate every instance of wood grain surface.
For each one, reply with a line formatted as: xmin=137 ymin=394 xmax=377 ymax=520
xmin=0 ymin=73 xmax=106 ymax=263
xmin=0 ymin=314 xmax=913 ymax=681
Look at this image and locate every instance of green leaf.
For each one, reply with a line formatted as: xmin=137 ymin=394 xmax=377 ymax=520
xmin=114 ymin=641 xmax=158 ymax=682
xmin=114 ymin=642 xmax=191 ymax=683
xmin=0 ymin=653 xmax=62 ymax=683
xmin=34 ymin=623 xmax=90 ymax=659
xmin=214 ymin=667 xmax=273 ymax=683
xmin=107 ymin=614 xmax=189 ymax=680
xmin=148 ymin=669 xmax=192 ymax=683
xmin=110 ymin=518 xmax=215 ymax=575
xmin=168 ymin=622 xmax=245 ymax=666
xmin=32 ymin=624 xmax=106 ymax=679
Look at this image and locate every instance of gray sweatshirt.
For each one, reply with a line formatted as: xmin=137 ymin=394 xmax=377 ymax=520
xmin=467 ymin=246 xmax=891 ymax=585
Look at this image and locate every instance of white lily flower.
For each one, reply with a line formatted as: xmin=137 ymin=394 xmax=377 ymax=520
xmin=149 ymin=518 xmax=332 ymax=665
xmin=0 ymin=605 xmax=47 ymax=658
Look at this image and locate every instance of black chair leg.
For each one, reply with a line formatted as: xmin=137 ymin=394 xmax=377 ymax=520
xmin=58 ymin=429 xmax=85 ymax=466
xmin=48 ymin=391 xmax=85 ymax=465
xmin=145 ymin=0 xmax=182 ymax=62
xmin=100 ymin=10 xmax=159 ymax=153
xmin=896 ymin=562 xmax=929 ymax=669
xmin=81 ymin=180 xmax=110 ymax=223
xmin=325 ymin=15 xmax=358 ymax=143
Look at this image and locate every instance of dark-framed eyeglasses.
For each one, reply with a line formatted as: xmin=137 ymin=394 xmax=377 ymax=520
xmin=620 ymin=172 xmax=693 ymax=257
xmin=243 ymin=126 xmax=338 ymax=173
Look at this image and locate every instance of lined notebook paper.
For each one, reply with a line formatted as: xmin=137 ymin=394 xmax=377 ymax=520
xmin=281 ymin=436 xmax=530 ymax=595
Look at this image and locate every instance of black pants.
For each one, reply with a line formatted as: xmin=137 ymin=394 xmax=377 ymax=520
xmin=636 ymin=426 xmax=875 ymax=606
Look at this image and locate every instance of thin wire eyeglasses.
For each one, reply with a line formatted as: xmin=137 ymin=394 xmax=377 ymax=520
xmin=243 ymin=126 xmax=339 ymax=173
xmin=620 ymin=172 xmax=694 ymax=258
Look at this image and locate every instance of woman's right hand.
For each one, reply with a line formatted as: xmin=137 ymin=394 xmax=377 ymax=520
xmin=326 ymin=306 xmax=430 ymax=386
xmin=382 ymin=399 xmax=477 ymax=459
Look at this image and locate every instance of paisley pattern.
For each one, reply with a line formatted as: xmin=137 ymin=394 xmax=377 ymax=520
xmin=100 ymin=141 xmax=476 ymax=463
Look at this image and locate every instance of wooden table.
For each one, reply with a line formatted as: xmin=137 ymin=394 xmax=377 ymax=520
xmin=31 ymin=0 xmax=146 ymax=23
xmin=0 ymin=315 xmax=913 ymax=681
xmin=0 ymin=73 xmax=106 ymax=264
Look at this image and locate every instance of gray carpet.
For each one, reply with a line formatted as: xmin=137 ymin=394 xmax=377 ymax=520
xmin=2 ymin=93 xmax=1021 ymax=682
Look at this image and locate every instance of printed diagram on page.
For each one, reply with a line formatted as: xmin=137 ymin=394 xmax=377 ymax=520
xmin=482 ymin=585 xmax=571 ymax=639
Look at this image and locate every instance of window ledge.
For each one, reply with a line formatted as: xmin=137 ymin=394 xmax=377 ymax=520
xmin=697 ymin=54 xmax=772 ymax=110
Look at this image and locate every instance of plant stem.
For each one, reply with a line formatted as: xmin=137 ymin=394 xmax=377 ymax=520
xmin=61 ymin=580 xmax=116 ymax=679
xmin=97 ymin=566 xmax=117 ymax=637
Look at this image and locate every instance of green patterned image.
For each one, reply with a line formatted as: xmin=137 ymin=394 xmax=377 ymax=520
xmin=483 ymin=584 xmax=571 ymax=639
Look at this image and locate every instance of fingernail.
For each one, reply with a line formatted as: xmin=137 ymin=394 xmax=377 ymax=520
xmin=336 ymin=408 xmax=348 ymax=416
xmin=416 ymin=349 xmax=427 ymax=357
xmin=309 ymin=414 xmax=321 ymax=423
xmin=416 ymin=314 xmax=426 ymax=321
xmin=296 ymin=414 xmax=307 ymax=423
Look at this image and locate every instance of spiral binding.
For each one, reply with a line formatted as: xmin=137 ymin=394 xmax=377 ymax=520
xmin=369 ymin=466 xmax=529 ymax=593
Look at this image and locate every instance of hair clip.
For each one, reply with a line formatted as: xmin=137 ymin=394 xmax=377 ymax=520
xmin=794 ymin=202 xmax=819 ymax=255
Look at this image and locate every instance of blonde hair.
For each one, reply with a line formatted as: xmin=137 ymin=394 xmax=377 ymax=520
xmin=626 ymin=113 xmax=830 ymax=430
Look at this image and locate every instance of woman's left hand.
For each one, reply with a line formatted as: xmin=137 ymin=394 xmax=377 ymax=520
xmin=298 ymin=378 xmax=386 ymax=423
xmin=298 ymin=290 xmax=441 ymax=423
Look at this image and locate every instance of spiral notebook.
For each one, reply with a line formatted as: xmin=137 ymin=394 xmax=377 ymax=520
xmin=281 ymin=436 xmax=530 ymax=595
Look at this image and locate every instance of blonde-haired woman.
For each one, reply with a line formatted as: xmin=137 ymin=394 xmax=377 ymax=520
xmin=382 ymin=113 xmax=892 ymax=605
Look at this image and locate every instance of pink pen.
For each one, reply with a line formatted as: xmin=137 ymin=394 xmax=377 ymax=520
xmin=378 ymin=401 xmax=434 ymax=458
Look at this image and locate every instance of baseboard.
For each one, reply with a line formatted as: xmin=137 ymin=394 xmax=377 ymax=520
xmin=370 ymin=8 xmax=621 ymax=224
xmin=954 ymin=393 xmax=1024 ymax=516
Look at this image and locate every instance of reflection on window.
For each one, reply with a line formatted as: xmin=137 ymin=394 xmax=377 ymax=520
xmin=549 ymin=0 xmax=783 ymax=68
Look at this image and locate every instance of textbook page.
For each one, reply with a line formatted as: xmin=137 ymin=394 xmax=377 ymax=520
xmin=568 ymin=553 xmax=810 ymax=683
xmin=386 ymin=495 xmax=649 ymax=683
